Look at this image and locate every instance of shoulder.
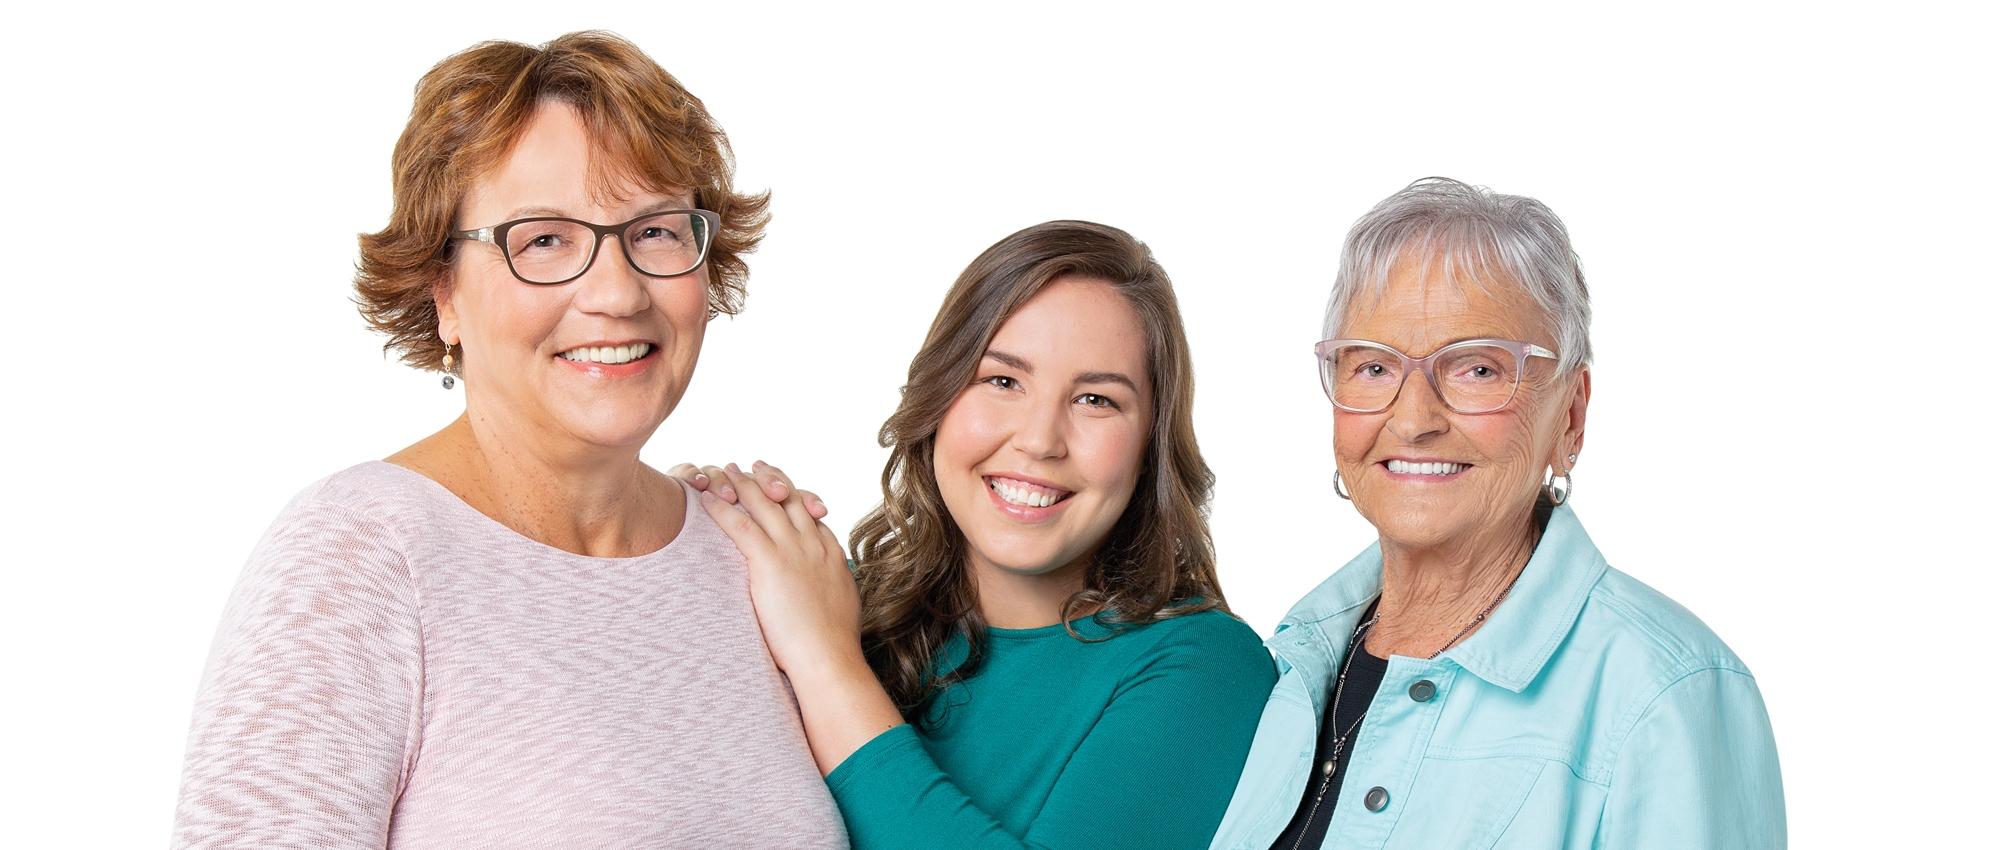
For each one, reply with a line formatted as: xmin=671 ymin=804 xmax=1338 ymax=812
xmin=1131 ymin=607 xmax=1267 ymax=652
xmin=287 ymin=461 xmax=443 ymax=523
xmin=1110 ymin=608 xmax=1276 ymax=691
xmin=240 ymin=463 xmax=435 ymax=592
xmin=1547 ymin=564 xmax=1764 ymax=753
xmin=208 ymin=467 xmax=429 ymax=665
xmin=1578 ymin=565 xmax=1752 ymax=681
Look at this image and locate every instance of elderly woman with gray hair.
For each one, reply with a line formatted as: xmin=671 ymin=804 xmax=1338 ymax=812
xmin=1207 ymin=178 xmax=1784 ymax=849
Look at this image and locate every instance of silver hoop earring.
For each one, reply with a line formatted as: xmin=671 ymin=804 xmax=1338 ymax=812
xmin=441 ymin=344 xmax=458 ymax=390
xmin=1333 ymin=470 xmax=1352 ymax=501
xmin=1545 ymin=466 xmax=1572 ymax=506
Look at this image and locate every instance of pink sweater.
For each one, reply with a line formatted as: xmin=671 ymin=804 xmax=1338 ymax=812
xmin=172 ymin=461 xmax=848 ymax=849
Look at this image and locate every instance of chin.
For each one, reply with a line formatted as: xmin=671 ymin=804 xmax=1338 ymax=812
xmin=964 ymin=526 xmax=1085 ymax=578
xmin=1360 ymin=500 xmax=1477 ymax=549
xmin=556 ymin=410 xmax=668 ymax=450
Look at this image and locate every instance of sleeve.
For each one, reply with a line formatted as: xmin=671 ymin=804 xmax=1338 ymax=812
xmin=170 ymin=497 xmax=426 ymax=850
xmin=1597 ymin=666 xmax=1787 ymax=849
xmin=826 ymin=615 xmax=1278 ymax=850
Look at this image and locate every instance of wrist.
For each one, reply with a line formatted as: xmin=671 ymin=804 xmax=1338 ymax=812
xmin=783 ymin=646 xmax=875 ymax=694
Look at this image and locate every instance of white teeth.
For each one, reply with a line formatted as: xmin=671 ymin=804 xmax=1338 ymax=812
xmin=1387 ymin=460 xmax=1466 ymax=476
xmin=560 ymin=343 xmax=653 ymax=364
xmin=989 ymin=478 xmax=1064 ymax=508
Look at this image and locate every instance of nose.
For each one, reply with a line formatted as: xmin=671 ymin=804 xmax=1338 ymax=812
xmin=569 ymin=232 xmax=652 ymax=318
xmin=1383 ymin=369 xmax=1452 ymax=443
xmin=1009 ymin=391 xmax=1069 ymax=461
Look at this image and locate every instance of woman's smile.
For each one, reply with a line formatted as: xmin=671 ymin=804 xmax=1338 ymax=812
xmin=982 ymin=472 xmax=1077 ymax=521
xmin=1378 ymin=457 xmax=1474 ymax=481
xmin=553 ymin=339 xmax=662 ymax=378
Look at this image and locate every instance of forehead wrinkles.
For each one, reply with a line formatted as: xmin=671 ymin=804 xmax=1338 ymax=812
xmin=1343 ymin=255 xmax=1551 ymax=354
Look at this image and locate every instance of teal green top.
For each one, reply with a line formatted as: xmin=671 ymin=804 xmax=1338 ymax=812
xmin=1207 ymin=505 xmax=1786 ymax=848
xmin=826 ymin=608 xmax=1278 ymax=850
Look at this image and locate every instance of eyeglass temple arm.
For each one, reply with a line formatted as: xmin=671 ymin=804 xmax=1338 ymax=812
xmin=450 ymin=227 xmax=495 ymax=243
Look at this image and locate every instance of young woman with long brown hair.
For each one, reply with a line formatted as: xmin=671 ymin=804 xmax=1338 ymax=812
xmin=686 ymin=220 xmax=1275 ymax=849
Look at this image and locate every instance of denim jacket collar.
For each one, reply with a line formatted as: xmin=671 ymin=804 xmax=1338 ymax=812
xmin=1266 ymin=504 xmax=1609 ymax=694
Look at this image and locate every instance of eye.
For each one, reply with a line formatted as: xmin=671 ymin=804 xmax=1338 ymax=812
xmin=1450 ymin=360 xmax=1506 ymax=382
xmin=980 ymin=375 xmax=1018 ymax=391
xmin=1076 ymin=393 xmax=1120 ymax=410
xmin=517 ymin=232 xmax=569 ymax=255
xmin=635 ymin=224 xmax=685 ymax=244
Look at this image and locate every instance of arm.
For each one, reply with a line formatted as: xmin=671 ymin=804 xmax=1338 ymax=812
xmin=1597 ymin=667 xmax=1787 ymax=848
xmin=171 ymin=498 xmax=424 ymax=850
xmin=698 ymin=463 xmax=902 ymax=774
xmin=699 ymin=465 xmax=1275 ymax=848
xmin=827 ymin=619 xmax=1277 ymax=850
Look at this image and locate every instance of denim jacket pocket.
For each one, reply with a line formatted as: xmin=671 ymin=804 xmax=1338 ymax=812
xmin=1378 ymin=756 xmax=1546 ymax=849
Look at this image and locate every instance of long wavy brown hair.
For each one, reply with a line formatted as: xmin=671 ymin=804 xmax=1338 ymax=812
xmin=849 ymin=220 xmax=1231 ymax=724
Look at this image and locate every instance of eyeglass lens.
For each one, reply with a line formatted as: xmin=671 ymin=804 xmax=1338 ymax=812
xmin=1322 ymin=343 xmax=1523 ymax=414
xmin=503 ymin=212 xmax=711 ymax=283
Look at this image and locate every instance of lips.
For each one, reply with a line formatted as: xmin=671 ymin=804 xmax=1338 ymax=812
xmin=1384 ymin=459 xmax=1468 ymax=476
xmin=985 ymin=475 xmax=1074 ymax=508
xmin=551 ymin=339 xmax=660 ymax=378
xmin=557 ymin=342 xmax=654 ymax=364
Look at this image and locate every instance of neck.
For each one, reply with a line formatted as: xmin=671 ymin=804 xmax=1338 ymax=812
xmin=1366 ymin=507 xmax=1540 ymax=659
xmin=389 ymin=402 xmax=680 ymax=558
xmin=970 ymin=553 xmax=1093 ymax=630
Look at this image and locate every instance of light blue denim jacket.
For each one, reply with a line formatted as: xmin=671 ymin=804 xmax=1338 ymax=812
xmin=1209 ymin=505 xmax=1785 ymax=849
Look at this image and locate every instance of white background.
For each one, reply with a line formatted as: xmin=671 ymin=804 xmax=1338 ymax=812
xmin=3 ymin=1 xmax=1993 ymax=846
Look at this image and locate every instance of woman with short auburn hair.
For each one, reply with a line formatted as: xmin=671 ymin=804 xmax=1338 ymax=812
xmin=171 ymin=32 xmax=845 ymax=849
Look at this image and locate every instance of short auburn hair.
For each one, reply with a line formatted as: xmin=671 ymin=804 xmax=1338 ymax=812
xmin=355 ymin=31 xmax=770 ymax=371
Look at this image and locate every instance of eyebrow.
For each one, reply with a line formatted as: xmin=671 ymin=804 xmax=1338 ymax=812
xmin=1076 ymin=370 xmax=1141 ymax=393
xmin=984 ymin=350 xmax=1034 ymax=374
xmin=1343 ymin=336 xmax=1515 ymax=355
xmin=983 ymin=350 xmax=1140 ymax=393
xmin=500 ymin=199 xmax=690 ymax=222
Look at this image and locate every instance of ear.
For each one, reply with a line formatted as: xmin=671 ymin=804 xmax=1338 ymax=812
xmin=1557 ymin=366 xmax=1591 ymax=468
xmin=433 ymin=272 xmax=460 ymax=347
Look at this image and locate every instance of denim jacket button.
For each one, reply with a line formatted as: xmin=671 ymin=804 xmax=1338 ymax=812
xmin=1364 ymin=786 xmax=1390 ymax=812
xmin=1408 ymin=679 xmax=1437 ymax=702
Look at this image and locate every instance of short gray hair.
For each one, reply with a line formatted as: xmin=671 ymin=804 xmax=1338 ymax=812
xmin=1323 ymin=177 xmax=1592 ymax=371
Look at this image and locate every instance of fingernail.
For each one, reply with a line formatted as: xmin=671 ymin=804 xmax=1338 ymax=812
xmin=694 ymin=473 xmax=709 ymax=484
xmin=719 ymin=487 xmax=736 ymax=500
xmin=726 ymin=462 xmax=742 ymax=474
xmin=698 ymin=491 xmax=714 ymax=503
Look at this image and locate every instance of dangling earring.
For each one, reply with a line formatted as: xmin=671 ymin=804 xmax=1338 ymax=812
xmin=441 ymin=344 xmax=457 ymax=390
xmin=1545 ymin=464 xmax=1573 ymax=506
xmin=1333 ymin=470 xmax=1352 ymax=501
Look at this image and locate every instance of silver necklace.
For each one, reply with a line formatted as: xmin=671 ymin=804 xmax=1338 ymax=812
xmin=1287 ymin=567 xmax=1523 ymax=849
xmin=1288 ymin=611 xmax=1378 ymax=850
xmin=1413 ymin=565 xmax=1524 ymax=660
